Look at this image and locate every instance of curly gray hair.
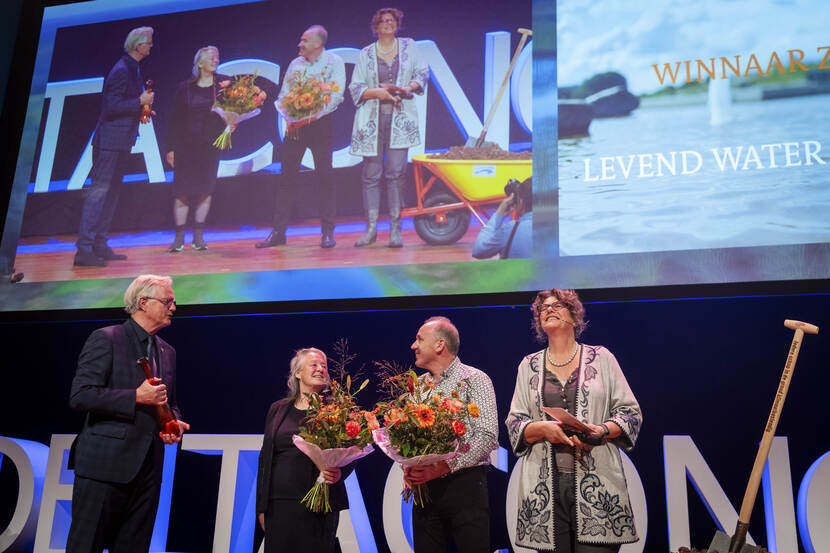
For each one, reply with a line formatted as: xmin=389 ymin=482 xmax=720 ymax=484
xmin=530 ymin=288 xmax=587 ymax=341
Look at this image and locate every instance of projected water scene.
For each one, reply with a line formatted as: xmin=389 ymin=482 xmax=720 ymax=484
xmin=556 ymin=0 xmax=830 ymax=257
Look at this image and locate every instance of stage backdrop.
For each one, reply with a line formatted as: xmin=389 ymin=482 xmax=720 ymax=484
xmin=1 ymin=291 xmax=828 ymax=553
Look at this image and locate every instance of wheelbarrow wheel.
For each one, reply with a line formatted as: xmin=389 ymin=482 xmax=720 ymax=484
xmin=413 ymin=193 xmax=471 ymax=245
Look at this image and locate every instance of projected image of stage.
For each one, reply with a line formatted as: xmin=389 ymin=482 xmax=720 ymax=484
xmin=0 ymin=0 xmax=533 ymax=309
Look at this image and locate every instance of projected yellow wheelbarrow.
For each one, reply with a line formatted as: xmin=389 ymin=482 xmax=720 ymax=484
xmin=404 ymin=154 xmax=533 ymax=245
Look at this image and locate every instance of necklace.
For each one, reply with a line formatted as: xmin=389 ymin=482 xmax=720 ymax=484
xmin=377 ymin=38 xmax=397 ymax=56
xmin=546 ymin=343 xmax=579 ymax=367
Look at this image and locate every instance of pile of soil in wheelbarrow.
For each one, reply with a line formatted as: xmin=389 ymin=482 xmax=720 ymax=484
xmin=427 ymin=142 xmax=532 ymax=160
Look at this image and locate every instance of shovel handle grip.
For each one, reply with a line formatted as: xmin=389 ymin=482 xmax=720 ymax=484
xmin=784 ymin=319 xmax=818 ymax=334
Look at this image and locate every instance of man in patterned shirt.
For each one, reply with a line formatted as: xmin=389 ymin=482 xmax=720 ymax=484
xmin=404 ymin=316 xmax=499 ymax=553
xmin=256 ymin=24 xmax=345 ymax=249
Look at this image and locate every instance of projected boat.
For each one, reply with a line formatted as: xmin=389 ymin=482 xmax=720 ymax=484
xmin=559 ymin=72 xmax=641 ymax=138
xmin=405 ymin=154 xmax=532 ymax=245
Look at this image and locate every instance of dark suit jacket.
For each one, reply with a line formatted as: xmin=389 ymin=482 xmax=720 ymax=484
xmin=94 ymin=54 xmax=144 ymax=152
xmin=255 ymin=398 xmax=350 ymax=514
xmin=68 ymin=319 xmax=180 ymax=484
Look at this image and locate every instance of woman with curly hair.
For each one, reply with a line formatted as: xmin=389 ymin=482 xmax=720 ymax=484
xmin=505 ymin=289 xmax=642 ymax=552
xmin=349 ymin=7 xmax=428 ymax=247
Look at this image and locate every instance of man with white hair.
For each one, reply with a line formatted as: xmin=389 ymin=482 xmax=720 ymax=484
xmin=66 ymin=274 xmax=189 ymax=552
xmin=256 ymin=24 xmax=346 ymax=249
xmin=74 ymin=27 xmax=156 ymax=267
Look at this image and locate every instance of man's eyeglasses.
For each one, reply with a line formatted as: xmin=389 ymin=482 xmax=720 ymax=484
xmin=536 ymin=302 xmax=567 ymax=314
xmin=145 ymin=297 xmax=176 ymax=308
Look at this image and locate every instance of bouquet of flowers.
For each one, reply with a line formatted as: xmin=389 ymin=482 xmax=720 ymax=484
xmin=373 ymin=366 xmax=480 ymax=506
xmin=294 ymin=342 xmax=375 ymax=512
xmin=278 ymin=69 xmax=339 ymax=124
xmin=211 ymin=72 xmax=266 ymax=150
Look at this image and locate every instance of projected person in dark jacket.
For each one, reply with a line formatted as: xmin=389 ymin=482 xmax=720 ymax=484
xmin=66 ymin=274 xmax=189 ymax=552
xmin=472 ymin=176 xmax=532 ymax=259
xmin=74 ymin=27 xmax=156 ymax=267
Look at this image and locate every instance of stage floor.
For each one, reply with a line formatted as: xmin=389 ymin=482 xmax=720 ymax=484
xmin=14 ymin=217 xmax=485 ymax=283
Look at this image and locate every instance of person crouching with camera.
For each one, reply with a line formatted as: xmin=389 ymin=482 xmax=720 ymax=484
xmin=472 ymin=176 xmax=532 ymax=259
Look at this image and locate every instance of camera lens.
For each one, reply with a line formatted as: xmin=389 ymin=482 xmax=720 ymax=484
xmin=504 ymin=178 xmax=520 ymax=196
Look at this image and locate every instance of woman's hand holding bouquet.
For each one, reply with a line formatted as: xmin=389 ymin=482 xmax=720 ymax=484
xmin=293 ymin=375 xmax=375 ymax=512
xmin=211 ymin=73 xmax=266 ymax=149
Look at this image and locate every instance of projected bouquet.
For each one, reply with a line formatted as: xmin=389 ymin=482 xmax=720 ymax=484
xmin=373 ymin=366 xmax=480 ymax=507
xmin=211 ymin=73 xmax=266 ymax=149
xmin=294 ymin=347 xmax=375 ymax=513
xmin=278 ymin=69 xmax=339 ymax=130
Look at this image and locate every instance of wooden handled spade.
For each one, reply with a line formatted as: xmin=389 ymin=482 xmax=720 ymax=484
xmin=709 ymin=319 xmax=818 ymax=553
xmin=466 ymin=27 xmax=532 ymax=149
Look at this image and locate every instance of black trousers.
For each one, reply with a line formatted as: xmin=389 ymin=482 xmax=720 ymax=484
xmin=542 ymin=472 xmax=621 ymax=553
xmin=66 ymin=443 xmax=161 ymax=553
xmin=76 ymin=147 xmax=131 ymax=252
xmin=272 ymin=114 xmax=336 ymax=236
xmin=412 ymin=465 xmax=490 ymax=553
xmin=264 ymin=498 xmax=338 ymax=553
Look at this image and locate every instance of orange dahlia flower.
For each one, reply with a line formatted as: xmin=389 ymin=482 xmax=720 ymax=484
xmin=415 ymin=404 xmax=436 ymax=428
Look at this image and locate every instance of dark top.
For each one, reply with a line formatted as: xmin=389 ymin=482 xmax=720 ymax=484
xmin=167 ymin=75 xmax=229 ymax=152
xmin=543 ymin=364 xmax=578 ymax=472
xmin=269 ymin=406 xmax=318 ymax=499
xmin=68 ymin=319 xmax=180 ymax=484
xmin=378 ymin=54 xmax=399 ymax=114
xmin=256 ymin=398 xmax=351 ymax=514
xmin=94 ymin=54 xmax=144 ymax=151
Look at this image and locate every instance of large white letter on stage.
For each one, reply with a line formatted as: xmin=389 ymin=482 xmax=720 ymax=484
xmin=483 ymin=32 xmax=511 ymax=149
xmin=510 ymin=40 xmax=532 ymax=134
xmin=38 ymin=35 xmax=532 ymax=192
xmin=336 ymin=471 xmax=379 ymax=553
xmin=382 ymin=463 xmax=413 ymax=553
xmin=36 ymin=79 xmax=102 ymax=193
xmin=762 ymin=437 xmax=798 ymax=553
xmin=664 ymin=435 xmax=798 ymax=553
xmin=182 ymin=434 xmax=263 ymax=553
xmin=0 ymin=438 xmax=49 ymax=553
xmin=41 ymin=78 xmax=166 ymax=191
xmin=797 ymin=451 xmax=830 ymax=553
xmin=32 ymin=435 xmax=74 ymax=553
xmin=664 ymin=435 xmax=753 ymax=551
xmin=28 ymin=437 xmax=177 ymax=553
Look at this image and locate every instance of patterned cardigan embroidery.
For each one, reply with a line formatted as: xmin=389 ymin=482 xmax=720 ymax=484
xmin=349 ymin=37 xmax=428 ymax=156
xmin=505 ymin=346 xmax=642 ymax=549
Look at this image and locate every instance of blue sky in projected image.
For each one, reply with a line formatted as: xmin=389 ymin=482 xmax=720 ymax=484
xmin=557 ymin=0 xmax=830 ymax=94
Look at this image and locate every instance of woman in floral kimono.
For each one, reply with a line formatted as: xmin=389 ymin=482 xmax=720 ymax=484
xmin=505 ymin=289 xmax=642 ymax=552
xmin=349 ymin=8 xmax=428 ymax=248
